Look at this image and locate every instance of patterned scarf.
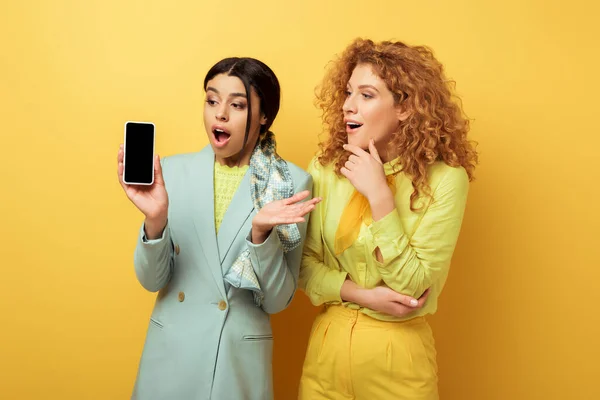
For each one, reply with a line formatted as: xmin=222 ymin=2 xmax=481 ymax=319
xmin=223 ymin=131 xmax=301 ymax=307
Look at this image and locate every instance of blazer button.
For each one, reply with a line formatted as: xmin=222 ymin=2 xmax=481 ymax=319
xmin=178 ymin=291 xmax=185 ymax=302
xmin=218 ymin=300 xmax=227 ymax=311
xmin=175 ymin=244 xmax=180 ymax=255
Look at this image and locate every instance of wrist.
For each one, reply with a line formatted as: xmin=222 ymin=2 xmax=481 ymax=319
xmin=251 ymin=222 xmax=272 ymax=244
xmin=341 ymin=279 xmax=371 ymax=307
xmin=367 ymin=184 xmax=393 ymax=205
xmin=144 ymin=216 xmax=167 ymax=240
xmin=368 ymin=187 xmax=395 ymax=221
xmin=145 ymin=205 xmax=168 ymax=222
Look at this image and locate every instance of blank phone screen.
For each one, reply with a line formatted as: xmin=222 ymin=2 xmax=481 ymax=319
xmin=124 ymin=122 xmax=155 ymax=184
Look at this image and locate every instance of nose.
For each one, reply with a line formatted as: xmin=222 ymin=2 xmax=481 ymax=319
xmin=215 ymin=105 xmax=228 ymax=122
xmin=342 ymin=94 xmax=357 ymax=114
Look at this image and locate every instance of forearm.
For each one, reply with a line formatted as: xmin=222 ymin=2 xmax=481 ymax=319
xmin=340 ymin=279 xmax=370 ymax=306
xmin=134 ymin=221 xmax=174 ymax=292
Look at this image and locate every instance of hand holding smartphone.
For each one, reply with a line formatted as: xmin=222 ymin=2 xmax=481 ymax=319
xmin=117 ymin=121 xmax=169 ymax=238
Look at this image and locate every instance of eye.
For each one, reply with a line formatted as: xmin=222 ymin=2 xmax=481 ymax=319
xmin=206 ymin=99 xmax=217 ymax=106
xmin=361 ymin=93 xmax=373 ymax=99
xmin=345 ymin=90 xmax=352 ymax=97
xmin=231 ymin=103 xmax=246 ymax=110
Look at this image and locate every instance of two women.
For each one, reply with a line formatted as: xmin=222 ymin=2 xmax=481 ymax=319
xmin=118 ymin=37 xmax=477 ymax=400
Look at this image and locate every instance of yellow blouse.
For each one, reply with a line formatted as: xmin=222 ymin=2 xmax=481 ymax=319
xmin=299 ymin=156 xmax=470 ymax=321
xmin=214 ymin=162 xmax=249 ymax=233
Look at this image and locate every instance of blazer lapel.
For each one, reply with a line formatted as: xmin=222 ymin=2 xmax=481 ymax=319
xmin=216 ymin=171 xmax=255 ymax=265
xmin=188 ymin=147 xmax=226 ymax=299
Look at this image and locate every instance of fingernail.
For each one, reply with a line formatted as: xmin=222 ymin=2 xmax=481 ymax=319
xmin=410 ymin=299 xmax=418 ymax=306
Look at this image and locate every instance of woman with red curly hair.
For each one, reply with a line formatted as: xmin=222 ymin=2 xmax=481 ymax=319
xmin=298 ymin=38 xmax=478 ymax=399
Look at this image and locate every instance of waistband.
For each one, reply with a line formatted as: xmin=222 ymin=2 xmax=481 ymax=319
xmin=322 ymin=304 xmax=427 ymax=329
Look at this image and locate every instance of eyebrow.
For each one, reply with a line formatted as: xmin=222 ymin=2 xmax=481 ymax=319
xmin=357 ymin=84 xmax=380 ymax=92
xmin=206 ymin=87 xmax=247 ymax=98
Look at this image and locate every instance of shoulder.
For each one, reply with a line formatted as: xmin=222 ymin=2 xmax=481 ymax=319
xmin=305 ymin=155 xmax=337 ymax=179
xmin=428 ymin=161 xmax=469 ymax=197
xmin=284 ymin=160 xmax=312 ymax=189
xmin=161 ymin=145 xmax=212 ymax=171
xmin=429 ymin=162 xmax=468 ymax=183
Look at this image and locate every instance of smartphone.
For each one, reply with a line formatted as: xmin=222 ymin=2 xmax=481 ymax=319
xmin=123 ymin=121 xmax=155 ymax=185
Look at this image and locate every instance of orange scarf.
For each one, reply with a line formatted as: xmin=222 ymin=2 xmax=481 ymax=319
xmin=334 ymin=162 xmax=400 ymax=255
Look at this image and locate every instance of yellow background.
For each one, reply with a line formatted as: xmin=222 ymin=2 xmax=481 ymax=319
xmin=2 ymin=0 xmax=599 ymax=399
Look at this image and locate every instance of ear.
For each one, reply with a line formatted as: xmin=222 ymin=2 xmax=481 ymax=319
xmin=395 ymin=105 xmax=411 ymax=122
xmin=260 ymin=113 xmax=268 ymax=125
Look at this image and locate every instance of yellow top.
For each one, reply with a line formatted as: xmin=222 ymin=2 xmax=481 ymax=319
xmin=214 ymin=162 xmax=249 ymax=233
xmin=299 ymin=156 xmax=469 ymax=321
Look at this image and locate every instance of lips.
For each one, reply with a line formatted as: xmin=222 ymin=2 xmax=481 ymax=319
xmin=345 ymin=120 xmax=363 ymax=133
xmin=212 ymin=125 xmax=231 ymax=147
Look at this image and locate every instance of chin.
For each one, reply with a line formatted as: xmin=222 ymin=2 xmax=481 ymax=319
xmin=212 ymin=147 xmax=235 ymax=159
xmin=347 ymin=136 xmax=369 ymax=150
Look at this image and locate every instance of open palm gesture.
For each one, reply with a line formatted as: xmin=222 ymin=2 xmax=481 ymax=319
xmin=251 ymin=190 xmax=321 ymax=243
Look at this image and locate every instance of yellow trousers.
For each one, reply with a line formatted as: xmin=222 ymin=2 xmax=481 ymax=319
xmin=299 ymin=305 xmax=439 ymax=400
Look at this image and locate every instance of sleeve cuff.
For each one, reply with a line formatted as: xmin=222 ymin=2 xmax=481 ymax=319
xmin=317 ymin=269 xmax=348 ymax=304
xmin=141 ymin=221 xmax=169 ymax=244
xmin=245 ymin=227 xmax=280 ymax=249
xmin=369 ymin=209 xmax=406 ymax=266
xmin=245 ymin=228 xmax=284 ymax=276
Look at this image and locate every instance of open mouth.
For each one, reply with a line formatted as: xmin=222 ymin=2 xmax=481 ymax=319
xmin=212 ymin=128 xmax=231 ymax=146
xmin=346 ymin=122 xmax=363 ymax=133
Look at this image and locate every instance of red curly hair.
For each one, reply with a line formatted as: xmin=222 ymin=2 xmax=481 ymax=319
xmin=316 ymin=38 xmax=478 ymax=210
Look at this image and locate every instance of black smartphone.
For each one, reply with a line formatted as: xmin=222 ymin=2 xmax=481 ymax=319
xmin=123 ymin=121 xmax=155 ymax=185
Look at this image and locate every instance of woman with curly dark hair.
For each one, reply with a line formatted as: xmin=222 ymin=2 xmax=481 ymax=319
xmin=298 ymin=38 xmax=478 ymax=399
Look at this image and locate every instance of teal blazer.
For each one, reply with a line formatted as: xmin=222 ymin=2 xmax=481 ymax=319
xmin=131 ymin=145 xmax=312 ymax=400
